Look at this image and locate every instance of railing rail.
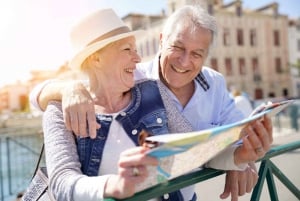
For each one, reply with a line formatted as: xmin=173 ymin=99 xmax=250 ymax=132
xmin=251 ymin=141 xmax=300 ymax=201
xmin=107 ymin=140 xmax=300 ymax=201
xmin=1 ymin=133 xmax=299 ymax=201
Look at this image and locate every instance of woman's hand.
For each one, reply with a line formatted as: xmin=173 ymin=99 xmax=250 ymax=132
xmin=104 ymin=147 xmax=159 ymax=199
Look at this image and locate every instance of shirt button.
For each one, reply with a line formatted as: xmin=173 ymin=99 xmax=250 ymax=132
xmin=120 ymin=112 xmax=126 ymax=116
xmin=156 ymin=118 xmax=162 ymax=124
xmin=163 ymin=194 xmax=169 ymax=199
xmin=132 ymin=129 xmax=138 ymax=135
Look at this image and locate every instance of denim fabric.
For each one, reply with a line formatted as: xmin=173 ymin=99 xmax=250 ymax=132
xmin=77 ymin=116 xmax=112 ymax=176
xmin=77 ymin=80 xmax=169 ymax=176
xmin=116 ymin=79 xmax=169 ymax=145
xmin=76 ymin=80 xmax=189 ymax=200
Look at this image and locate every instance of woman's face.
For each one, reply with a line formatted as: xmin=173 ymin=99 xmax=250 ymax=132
xmin=94 ymin=36 xmax=141 ymax=91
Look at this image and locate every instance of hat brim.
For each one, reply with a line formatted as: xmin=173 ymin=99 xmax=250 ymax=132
xmin=69 ymin=30 xmax=145 ymax=69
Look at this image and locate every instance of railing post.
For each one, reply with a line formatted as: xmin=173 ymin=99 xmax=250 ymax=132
xmin=266 ymin=164 xmax=279 ymax=201
xmin=6 ymin=137 xmax=12 ymax=195
xmin=0 ymin=138 xmax=4 ymax=201
xmin=251 ymin=160 xmax=268 ymax=201
xmin=269 ymin=160 xmax=300 ymax=199
xmin=251 ymin=141 xmax=300 ymax=201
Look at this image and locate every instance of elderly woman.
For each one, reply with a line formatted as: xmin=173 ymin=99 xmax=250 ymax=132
xmin=43 ymin=9 xmax=166 ymax=201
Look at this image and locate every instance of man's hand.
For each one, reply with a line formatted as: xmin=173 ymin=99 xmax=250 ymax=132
xmin=220 ymin=162 xmax=258 ymax=201
xmin=234 ymin=115 xmax=273 ymax=165
xmin=62 ymin=82 xmax=99 ymax=138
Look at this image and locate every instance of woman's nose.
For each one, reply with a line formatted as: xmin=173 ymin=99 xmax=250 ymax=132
xmin=133 ymin=51 xmax=141 ymax=63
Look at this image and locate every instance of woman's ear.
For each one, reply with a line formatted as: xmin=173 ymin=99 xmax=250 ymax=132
xmin=81 ymin=54 xmax=100 ymax=71
xmin=89 ymin=54 xmax=101 ymax=66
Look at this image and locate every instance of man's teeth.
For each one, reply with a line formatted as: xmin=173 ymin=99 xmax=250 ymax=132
xmin=173 ymin=66 xmax=187 ymax=73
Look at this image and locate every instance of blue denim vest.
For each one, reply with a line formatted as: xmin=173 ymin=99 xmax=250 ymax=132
xmin=76 ymin=80 xmax=196 ymax=201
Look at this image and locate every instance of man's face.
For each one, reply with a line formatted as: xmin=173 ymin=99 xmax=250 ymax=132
xmin=159 ymin=25 xmax=212 ymax=93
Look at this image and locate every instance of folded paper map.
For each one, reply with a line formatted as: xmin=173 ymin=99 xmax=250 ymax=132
xmin=135 ymin=99 xmax=294 ymax=192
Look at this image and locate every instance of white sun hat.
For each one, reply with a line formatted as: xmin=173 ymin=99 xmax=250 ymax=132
xmin=69 ymin=8 xmax=145 ymax=69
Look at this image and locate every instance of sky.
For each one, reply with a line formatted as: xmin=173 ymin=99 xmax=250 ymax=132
xmin=0 ymin=0 xmax=299 ymax=87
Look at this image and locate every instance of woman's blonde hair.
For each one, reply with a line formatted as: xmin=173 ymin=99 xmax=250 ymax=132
xmin=80 ymin=41 xmax=117 ymax=71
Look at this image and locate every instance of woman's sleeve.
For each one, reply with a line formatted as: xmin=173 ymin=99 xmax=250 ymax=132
xmin=43 ymin=101 xmax=108 ymax=201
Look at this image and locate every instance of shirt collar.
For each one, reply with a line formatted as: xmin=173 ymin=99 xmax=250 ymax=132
xmin=195 ymin=72 xmax=210 ymax=91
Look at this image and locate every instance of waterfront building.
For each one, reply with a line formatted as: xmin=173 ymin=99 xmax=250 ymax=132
xmin=289 ymin=18 xmax=300 ymax=98
xmin=125 ymin=0 xmax=292 ymax=100
xmin=0 ymin=0 xmax=297 ymax=113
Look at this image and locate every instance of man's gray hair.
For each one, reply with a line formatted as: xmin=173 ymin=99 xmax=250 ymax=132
xmin=162 ymin=5 xmax=218 ymax=48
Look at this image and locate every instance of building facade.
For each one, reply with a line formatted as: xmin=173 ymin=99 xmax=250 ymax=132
xmin=207 ymin=0 xmax=291 ymax=99
xmin=0 ymin=0 xmax=297 ymax=113
xmin=128 ymin=0 xmax=293 ymax=100
xmin=289 ymin=18 xmax=300 ymax=98
xmin=0 ymin=82 xmax=29 ymax=113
